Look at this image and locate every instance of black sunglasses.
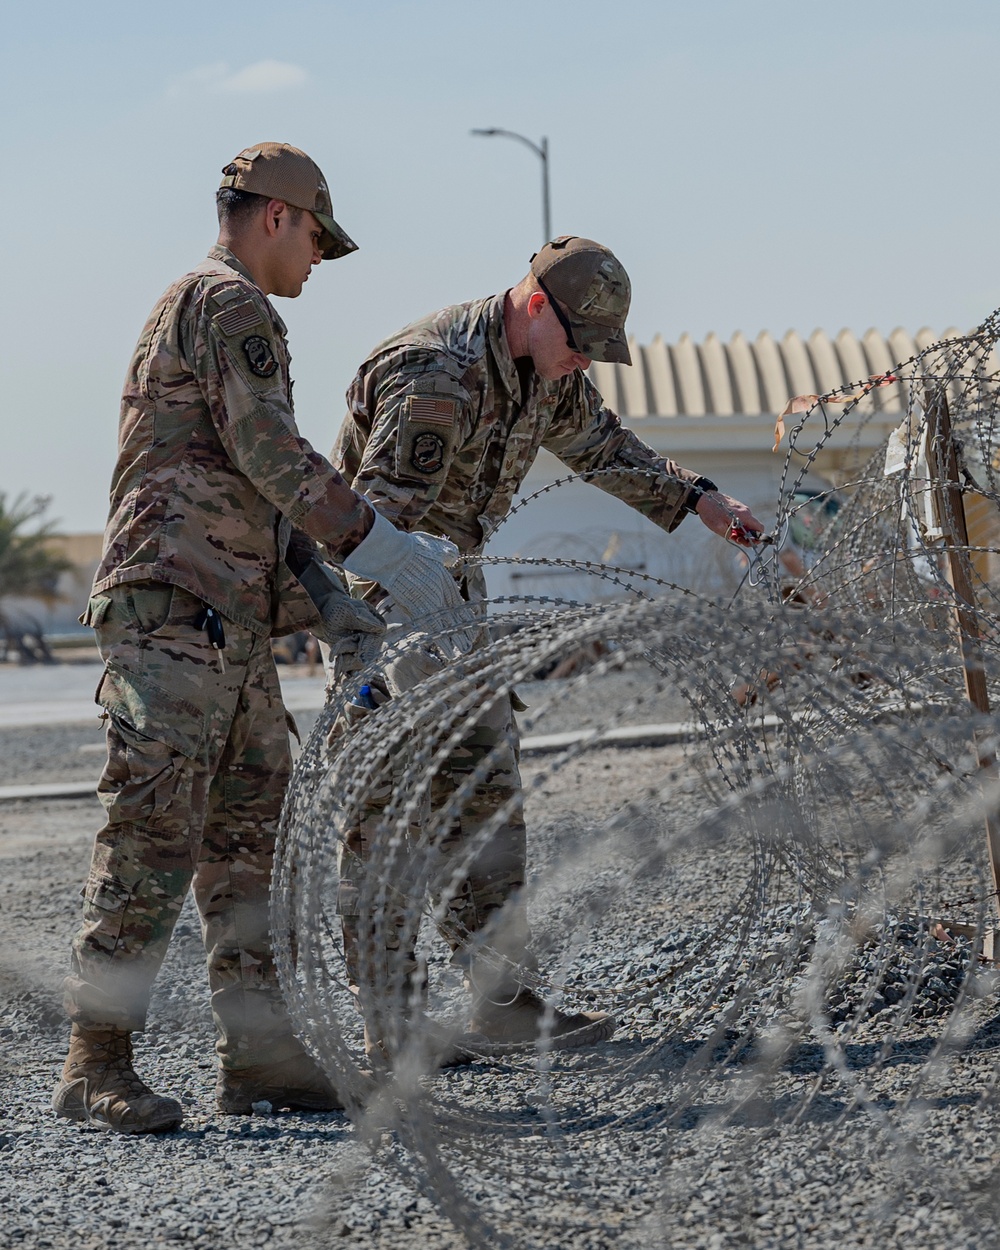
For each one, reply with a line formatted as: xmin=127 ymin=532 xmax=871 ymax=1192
xmin=536 ymin=276 xmax=580 ymax=353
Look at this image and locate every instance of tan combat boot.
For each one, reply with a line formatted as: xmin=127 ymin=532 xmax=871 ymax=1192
xmin=52 ymin=1025 xmax=183 ymax=1134
xmin=469 ymin=987 xmax=616 ymax=1053
xmin=363 ymin=1018 xmax=482 ymax=1072
xmin=216 ymin=1048 xmax=352 ymax=1115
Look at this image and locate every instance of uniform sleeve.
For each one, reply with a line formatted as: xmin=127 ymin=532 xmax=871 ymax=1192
xmin=191 ymin=286 xmax=372 ymax=562
xmin=541 ymin=373 xmax=701 ymax=534
xmin=345 ymin=351 xmax=470 ymax=530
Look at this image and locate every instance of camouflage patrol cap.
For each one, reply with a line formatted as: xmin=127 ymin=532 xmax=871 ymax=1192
xmin=530 ymin=236 xmax=632 ymax=365
xmin=219 ymin=142 xmax=357 ymax=260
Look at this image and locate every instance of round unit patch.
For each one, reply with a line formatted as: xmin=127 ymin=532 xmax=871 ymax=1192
xmin=411 ymin=432 xmax=446 ymax=475
xmin=242 ymin=335 xmax=278 ymax=378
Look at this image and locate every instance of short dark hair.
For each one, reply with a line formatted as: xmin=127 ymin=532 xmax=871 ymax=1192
xmin=216 ymin=188 xmax=266 ymax=228
xmin=216 ymin=188 xmax=304 ymax=231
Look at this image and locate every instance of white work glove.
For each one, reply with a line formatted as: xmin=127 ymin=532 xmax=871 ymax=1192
xmin=343 ymin=511 xmax=476 ymax=650
xmin=298 ymin=559 xmax=386 ymax=648
xmin=381 ymin=628 xmax=446 ymax=697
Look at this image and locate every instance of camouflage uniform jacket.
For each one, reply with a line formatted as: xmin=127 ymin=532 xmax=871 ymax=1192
xmin=333 ymin=294 xmax=702 ymax=569
xmin=92 ymin=245 xmax=370 ymax=636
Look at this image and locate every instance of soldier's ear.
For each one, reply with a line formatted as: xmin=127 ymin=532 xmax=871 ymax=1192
xmin=526 ymin=292 xmax=547 ymax=319
xmin=263 ymin=199 xmax=288 ymax=239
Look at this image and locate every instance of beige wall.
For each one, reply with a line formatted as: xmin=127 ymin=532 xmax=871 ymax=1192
xmin=49 ymin=532 xmax=103 ymax=566
xmin=5 ymin=532 xmax=105 ymax=636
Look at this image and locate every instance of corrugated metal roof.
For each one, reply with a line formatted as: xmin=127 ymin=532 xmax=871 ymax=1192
xmin=588 ymin=327 xmax=958 ymax=418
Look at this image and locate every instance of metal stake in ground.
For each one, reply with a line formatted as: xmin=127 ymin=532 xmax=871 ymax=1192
xmin=925 ymin=384 xmax=1000 ymax=953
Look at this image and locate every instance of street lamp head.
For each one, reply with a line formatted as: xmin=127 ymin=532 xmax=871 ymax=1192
xmin=469 ymin=127 xmax=552 ymax=245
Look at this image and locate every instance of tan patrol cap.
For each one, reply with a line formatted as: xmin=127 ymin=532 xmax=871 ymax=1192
xmin=219 ymin=142 xmax=357 ymax=261
xmin=530 ymin=236 xmax=632 ymax=365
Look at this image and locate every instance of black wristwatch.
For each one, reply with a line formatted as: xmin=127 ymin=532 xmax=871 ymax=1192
xmin=681 ymin=475 xmax=718 ymax=515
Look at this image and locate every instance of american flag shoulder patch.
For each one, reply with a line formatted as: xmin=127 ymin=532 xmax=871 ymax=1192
xmin=406 ymin=395 xmax=457 ymax=427
xmin=215 ymin=299 xmax=266 ymax=338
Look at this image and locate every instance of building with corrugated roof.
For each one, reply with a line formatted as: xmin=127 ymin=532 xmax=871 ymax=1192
xmin=485 ymin=326 xmax=955 ymax=602
xmin=26 ymin=328 xmax=959 ymax=628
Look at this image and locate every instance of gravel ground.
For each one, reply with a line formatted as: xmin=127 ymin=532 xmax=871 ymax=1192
xmin=0 ymin=724 xmax=107 ymax=787
xmin=5 ymin=667 xmax=1000 ymax=1249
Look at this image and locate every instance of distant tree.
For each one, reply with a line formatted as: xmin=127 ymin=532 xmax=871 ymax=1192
xmin=0 ymin=493 xmax=75 ymax=662
xmin=0 ymin=493 xmax=74 ymax=601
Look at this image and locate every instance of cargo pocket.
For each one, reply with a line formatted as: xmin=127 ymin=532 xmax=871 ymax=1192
xmin=77 ymin=831 xmax=145 ymax=954
xmin=79 ymin=869 xmax=135 ymax=951
xmin=96 ymin=663 xmax=208 ymax=831
xmin=98 ymin=663 xmax=206 ymax=758
xmin=83 ymin=872 xmax=132 ymax=914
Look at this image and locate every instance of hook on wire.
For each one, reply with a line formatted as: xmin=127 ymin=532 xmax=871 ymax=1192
xmin=726 ymin=519 xmax=788 ymax=600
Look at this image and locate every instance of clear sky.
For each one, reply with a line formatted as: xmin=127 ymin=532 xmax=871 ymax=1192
xmin=4 ymin=0 xmax=1000 ymax=532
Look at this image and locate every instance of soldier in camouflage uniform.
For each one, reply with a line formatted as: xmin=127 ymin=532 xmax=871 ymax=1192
xmin=54 ymin=143 xmax=464 ymax=1133
xmin=333 ymin=236 xmax=764 ymax=1056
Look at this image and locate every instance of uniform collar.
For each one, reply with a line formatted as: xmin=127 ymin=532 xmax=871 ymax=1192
xmin=207 ymin=244 xmax=287 ymax=336
xmin=486 ymin=292 xmax=523 ymax=402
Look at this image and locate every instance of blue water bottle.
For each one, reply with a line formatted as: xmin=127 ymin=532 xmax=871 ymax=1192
xmin=350 ymin=684 xmax=379 ymax=710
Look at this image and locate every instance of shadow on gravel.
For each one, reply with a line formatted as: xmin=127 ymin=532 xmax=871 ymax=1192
xmin=964 ymin=1007 xmax=1000 ymax=1051
xmin=192 ymin=1122 xmax=355 ymax=1141
xmin=622 ymin=1033 xmax=761 ymax=1077
xmin=667 ymin=1084 xmax=987 ymax=1134
xmin=831 ymin=1037 xmax=936 ymax=1071
xmin=557 ymin=1100 xmax=673 ymax=1134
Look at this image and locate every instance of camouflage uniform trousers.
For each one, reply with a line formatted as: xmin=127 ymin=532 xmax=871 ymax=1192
xmin=64 ymin=582 xmax=300 ymax=1070
xmin=336 ymin=685 xmax=530 ymax=1005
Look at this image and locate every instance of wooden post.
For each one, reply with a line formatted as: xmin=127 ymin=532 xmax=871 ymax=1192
xmin=925 ymin=386 xmax=1000 ymax=940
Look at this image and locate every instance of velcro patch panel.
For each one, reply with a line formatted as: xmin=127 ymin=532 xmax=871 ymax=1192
xmin=406 ymin=395 xmax=457 ymax=427
xmin=215 ymin=299 xmax=266 ymax=338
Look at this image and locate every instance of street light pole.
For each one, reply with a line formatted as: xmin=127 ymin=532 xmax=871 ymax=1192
xmin=540 ymin=135 xmax=551 ymax=246
xmin=470 ymin=128 xmax=551 ymax=246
